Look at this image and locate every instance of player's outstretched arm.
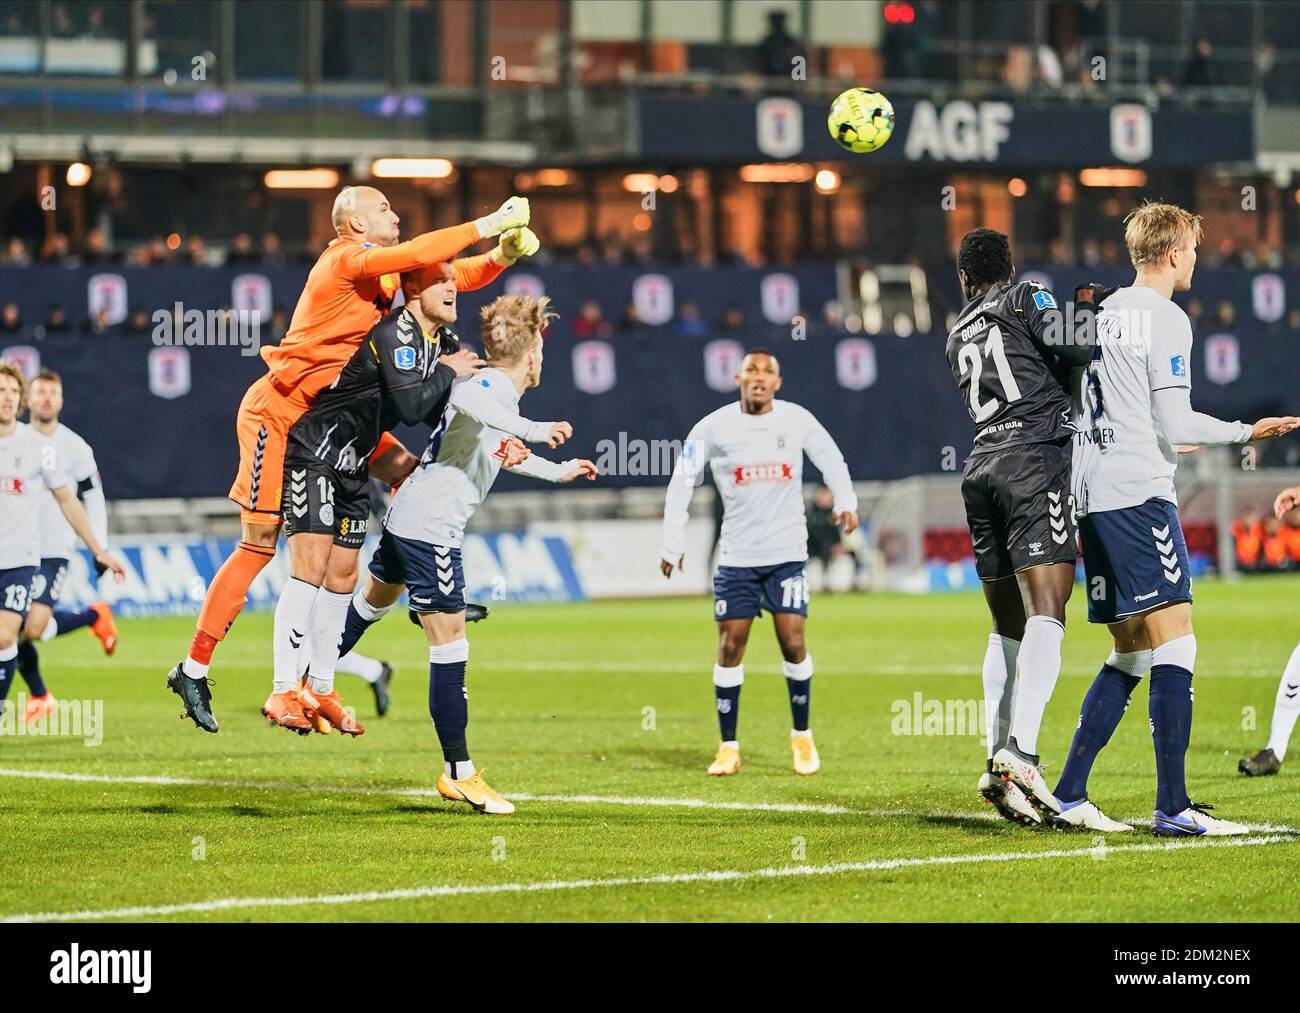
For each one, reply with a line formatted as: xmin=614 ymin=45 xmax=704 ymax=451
xmin=1151 ymin=387 xmax=1291 ymax=447
xmin=803 ymin=413 xmax=860 ymax=534
xmin=50 ymin=484 xmax=125 ymax=580
xmin=349 ymin=197 xmax=531 ymax=279
xmin=448 ymin=376 xmax=569 ymax=445
xmin=506 ymin=454 xmax=596 ymax=483
xmin=1275 ymin=485 xmax=1300 ymax=519
xmin=452 ymin=228 xmax=543 ymax=293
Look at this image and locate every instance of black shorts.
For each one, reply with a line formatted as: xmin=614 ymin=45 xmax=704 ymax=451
xmin=281 ymin=452 xmax=372 ymax=549
xmin=961 ymin=439 xmax=1078 ymax=581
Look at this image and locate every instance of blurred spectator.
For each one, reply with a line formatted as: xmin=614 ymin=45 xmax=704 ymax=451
xmin=40 ymin=233 xmax=74 ymax=266
xmin=1100 ymin=239 xmax=1123 ymax=267
xmin=3 ymin=237 xmax=32 ymax=266
xmin=226 ymin=233 xmax=258 ymax=265
xmin=84 ymin=306 xmax=115 ymax=337
xmin=718 ymin=304 xmax=746 ymax=334
xmin=1234 ymin=510 xmax=1264 ymax=569
xmin=675 ymin=301 xmax=709 ymax=338
xmin=185 ymin=235 xmax=209 ymax=266
xmin=1261 ymin=516 xmax=1291 ymax=570
xmin=42 ymin=305 xmax=74 ymax=337
xmin=1080 ymin=238 xmax=1102 ymax=268
xmin=269 ymin=306 xmax=290 ymax=342
xmin=806 ymin=486 xmax=843 ymax=575
xmin=82 ymin=227 xmax=114 ymax=265
xmin=1003 ymin=47 xmax=1035 ymax=94
xmin=621 ymin=300 xmax=648 ymax=333
xmin=0 ymin=303 xmax=23 ymax=337
xmin=1183 ymin=38 xmax=1215 ymax=88
xmin=756 ymin=10 xmax=802 ymax=78
xmin=124 ymin=305 xmax=153 ymax=336
xmin=572 ymin=300 xmax=613 ymax=339
xmin=1185 ymin=297 xmax=1204 ymax=332
xmin=260 ymin=232 xmax=286 ymax=265
xmin=599 ymin=234 xmax=625 ymax=266
xmin=1214 ymin=301 xmax=1236 ymax=329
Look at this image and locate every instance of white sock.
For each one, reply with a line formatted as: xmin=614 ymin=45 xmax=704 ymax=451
xmin=183 ymin=656 xmax=209 ymax=681
xmin=40 ymin=618 xmax=58 ymax=642
xmin=1267 ymin=642 xmax=1300 ymax=763
xmin=273 ymin=577 xmax=318 ymax=693
xmin=982 ymin=633 xmax=1021 ymax=759
xmin=1010 ymin=615 xmax=1065 ymax=757
xmin=337 ymin=650 xmax=384 ymax=684
xmin=445 ymin=759 xmax=475 ymax=780
xmin=307 ymin=588 xmax=352 ymax=695
xmin=352 ymin=589 xmax=394 ymax=622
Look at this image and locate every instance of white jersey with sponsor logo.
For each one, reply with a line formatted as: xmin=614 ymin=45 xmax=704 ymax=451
xmin=1073 ymin=286 xmax=1194 ymax=515
xmin=661 ymin=399 xmax=857 ymax=568
xmin=37 ymin=423 xmax=105 ymax=560
xmin=0 ymin=422 xmax=68 ymax=569
xmin=383 ymin=368 xmax=573 ymax=548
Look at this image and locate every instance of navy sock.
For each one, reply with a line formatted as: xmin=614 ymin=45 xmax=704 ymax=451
xmin=17 ymin=639 xmax=47 ymax=697
xmin=1054 ymin=664 xmax=1141 ymax=804
xmin=0 ymin=649 xmax=16 ymax=703
xmin=715 ymin=685 xmax=740 ymax=741
xmin=52 ymin=606 xmax=96 ymax=635
xmin=430 ymin=660 xmax=470 ymax=765
xmin=1150 ymin=664 xmax=1194 ymax=816
xmin=337 ymin=603 xmax=374 ymax=659
xmin=786 ymin=677 xmax=810 ymax=732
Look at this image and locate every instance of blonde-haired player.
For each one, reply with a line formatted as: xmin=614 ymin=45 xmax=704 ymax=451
xmin=1052 ymin=202 xmax=1299 ymax=835
xmin=330 ymin=295 xmax=595 ymax=813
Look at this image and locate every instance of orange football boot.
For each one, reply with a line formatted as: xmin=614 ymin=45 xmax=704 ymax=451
xmin=22 ymin=693 xmax=58 ymax=723
xmin=88 ymin=602 xmax=118 ymax=655
xmin=298 ymin=684 xmax=365 ymax=737
xmin=261 ymin=690 xmax=312 ymax=734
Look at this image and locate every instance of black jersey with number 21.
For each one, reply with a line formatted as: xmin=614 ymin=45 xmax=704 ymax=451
xmin=944 ymin=280 xmax=1074 ymax=456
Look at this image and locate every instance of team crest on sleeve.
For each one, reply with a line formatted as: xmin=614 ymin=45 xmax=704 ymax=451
xmin=1032 ymin=290 xmax=1057 ymax=310
xmin=393 ymin=346 xmax=417 ymax=371
xmin=1170 ymin=354 xmax=1187 ymax=378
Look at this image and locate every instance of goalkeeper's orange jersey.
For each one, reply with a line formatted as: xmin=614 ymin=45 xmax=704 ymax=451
xmin=261 ymin=224 xmax=504 ymax=409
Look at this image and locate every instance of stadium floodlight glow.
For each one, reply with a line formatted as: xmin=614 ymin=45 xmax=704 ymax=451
xmin=533 ymin=168 xmax=576 ymax=187
xmin=1007 ymin=177 xmax=1027 ymax=197
xmin=739 ymin=163 xmax=814 ymax=183
xmin=66 ymin=162 xmax=92 ymax=187
xmin=622 ymin=173 xmax=680 ymax=194
xmin=814 ymin=169 xmax=841 ymax=194
xmin=263 ymin=168 xmax=340 ymax=190
xmin=371 ymin=158 xmax=454 ymax=179
xmin=1078 ymin=167 xmax=1147 ymax=187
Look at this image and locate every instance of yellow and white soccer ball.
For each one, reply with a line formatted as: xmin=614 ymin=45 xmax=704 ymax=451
xmin=827 ymin=87 xmax=895 ymax=154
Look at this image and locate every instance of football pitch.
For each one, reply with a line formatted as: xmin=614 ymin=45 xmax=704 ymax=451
xmin=3 ymin=575 xmax=1299 ymax=923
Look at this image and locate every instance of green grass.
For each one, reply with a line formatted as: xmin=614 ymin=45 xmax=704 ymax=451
xmin=2 ymin=576 xmax=1299 ymax=922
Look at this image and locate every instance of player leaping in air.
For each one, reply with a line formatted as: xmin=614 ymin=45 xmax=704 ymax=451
xmin=660 ymin=349 xmax=858 ymax=778
xmin=168 ymin=184 xmax=537 ymax=732
xmin=327 ymin=293 xmax=594 ymax=812
xmin=1056 ymin=202 xmax=1298 ymax=835
xmin=0 ymin=363 xmax=125 ymax=711
xmin=1239 ymin=482 xmax=1300 ymax=777
xmin=264 ymin=265 xmax=571 ymax=735
xmin=943 ymin=228 xmax=1095 ymax=829
xmin=14 ymin=369 xmax=118 ymax=724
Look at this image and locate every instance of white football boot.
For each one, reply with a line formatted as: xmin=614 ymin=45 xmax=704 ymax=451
xmin=992 ymin=744 xmax=1063 ymax=821
xmin=1151 ymin=803 xmax=1248 ymax=837
xmin=1055 ymin=799 xmax=1133 ymax=832
xmin=978 ymin=770 xmax=1041 ymax=827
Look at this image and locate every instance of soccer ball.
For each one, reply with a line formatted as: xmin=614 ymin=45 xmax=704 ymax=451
xmin=827 ymin=87 xmax=895 ymax=154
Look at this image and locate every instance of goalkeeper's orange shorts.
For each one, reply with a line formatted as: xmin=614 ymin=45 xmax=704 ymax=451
xmin=228 ymin=376 xmax=304 ymax=525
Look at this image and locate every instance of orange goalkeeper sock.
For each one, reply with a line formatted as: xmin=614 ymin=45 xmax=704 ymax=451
xmin=185 ymin=541 xmax=276 ymax=678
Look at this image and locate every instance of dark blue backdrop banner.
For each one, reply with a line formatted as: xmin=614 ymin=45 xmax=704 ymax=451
xmin=0 ymin=263 xmax=1295 ymax=499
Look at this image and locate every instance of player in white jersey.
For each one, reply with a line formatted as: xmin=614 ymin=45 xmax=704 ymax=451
xmin=1239 ymin=481 xmax=1300 ymax=777
xmin=0 ymin=362 xmax=124 ymax=713
xmin=1052 ymin=203 xmax=1299 ymax=837
xmin=331 ymin=294 xmax=595 ymax=814
xmin=660 ymin=349 xmax=858 ymax=777
xmin=14 ymin=370 xmax=118 ymax=724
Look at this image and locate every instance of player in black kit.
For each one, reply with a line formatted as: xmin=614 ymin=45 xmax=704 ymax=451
xmin=944 ymin=228 xmax=1093 ymax=827
xmin=264 ymin=262 xmax=487 ymax=736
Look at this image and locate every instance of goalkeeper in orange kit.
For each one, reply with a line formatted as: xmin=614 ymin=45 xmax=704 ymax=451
xmin=168 ymin=185 xmax=539 ymax=732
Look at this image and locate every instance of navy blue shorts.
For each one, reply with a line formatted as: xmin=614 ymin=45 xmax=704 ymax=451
xmin=1078 ymin=499 xmax=1193 ymax=625
xmin=0 ymin=565 xmax=38 ymax=618
xmin=368 ymin=530 xmax=465 ymax=613
xmin=31 ymin=557 xmax=70 ymax=608
xmin=713 ymin=560 xmax=809 ymax=621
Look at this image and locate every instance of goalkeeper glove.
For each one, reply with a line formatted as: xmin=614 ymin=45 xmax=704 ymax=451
xmin=490 ymin=227 xmax=540 ymax=267
xmin=474 ymin=196 xmax=530 ymax=239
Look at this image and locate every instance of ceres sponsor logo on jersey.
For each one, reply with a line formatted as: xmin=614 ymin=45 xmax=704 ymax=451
xmin=0 ymin=476 xmax=24 ymax=494
xmin=732 ymin=462 xmax=793 ymax=485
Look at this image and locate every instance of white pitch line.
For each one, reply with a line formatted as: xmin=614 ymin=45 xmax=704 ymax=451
xmin=4 ymin=766 xmax=1298 ymax=836
xmin=5 ymin=833 xmax=1296 ymax=924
